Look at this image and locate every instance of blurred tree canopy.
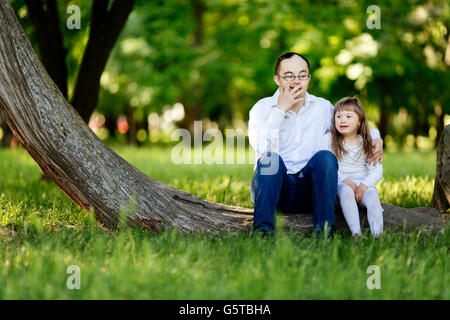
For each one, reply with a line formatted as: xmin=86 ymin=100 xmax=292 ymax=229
xmin=11 ymin=0 xmax=135 ymax=123
xmin=8 ymin=0 xmax=450 ymax=148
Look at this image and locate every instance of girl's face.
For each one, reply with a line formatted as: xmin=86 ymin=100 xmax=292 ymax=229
xmin=335 ymin=110 xmax=361 ymax=136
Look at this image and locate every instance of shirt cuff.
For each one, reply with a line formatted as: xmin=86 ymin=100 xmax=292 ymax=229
xmin=370 ymin=128 xmax=381 ymax=141
xmin=360 ymin=179 xmax=374 ymax=188
xmin=266 ymin=107 xmax=286 ymax=128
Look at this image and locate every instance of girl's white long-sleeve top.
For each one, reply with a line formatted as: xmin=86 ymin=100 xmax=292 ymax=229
xmin=320 ymin=132 xmax=383 ymax=188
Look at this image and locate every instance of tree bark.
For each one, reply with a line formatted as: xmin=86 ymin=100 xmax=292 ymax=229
xmin=0 ymin=0 xmax=447 ymax=235
xmin=432 ymin=125 xmax=450 ymax=213
xmin=70 ymin=0 xmax=136 ymax=123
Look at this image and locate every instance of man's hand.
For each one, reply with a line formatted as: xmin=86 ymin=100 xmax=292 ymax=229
xmin=276 ymin=85 xmax=303 ymax=112
xmin=342 ymin=179 xmax=357 ymax=194
xmin=368 ymin=138 xmax=383 ymax=165
xmin=355 ymin=183 xmax=368 ymax=203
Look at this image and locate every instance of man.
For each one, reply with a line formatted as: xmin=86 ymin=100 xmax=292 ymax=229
xmin=248 ymin=52 xmax=383 ymax=237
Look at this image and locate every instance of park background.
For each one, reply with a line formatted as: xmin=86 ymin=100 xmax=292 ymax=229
xmin=1 ymin=0 xmax=449 ymax=149
xmin=0 ymin=0 xmax=449 ymax=299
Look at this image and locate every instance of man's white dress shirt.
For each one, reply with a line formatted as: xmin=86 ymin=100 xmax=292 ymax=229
xmin=248 ymin=89 xmax=380 ymax=174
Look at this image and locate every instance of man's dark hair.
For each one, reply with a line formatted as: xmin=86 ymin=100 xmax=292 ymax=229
xmin=274 ymin=52 xmax=310 ymax=75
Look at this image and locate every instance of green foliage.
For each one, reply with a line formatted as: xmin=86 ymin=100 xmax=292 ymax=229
xmin=99 ymin=0 xmax=449 ymax=144
xmin=11 ymin=0 xmax=450 ymax=145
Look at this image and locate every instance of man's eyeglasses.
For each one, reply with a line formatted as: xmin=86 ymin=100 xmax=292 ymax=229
xmin=278 ymin=73 xmax=310 ymax=81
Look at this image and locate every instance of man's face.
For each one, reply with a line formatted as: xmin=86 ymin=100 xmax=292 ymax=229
xmin=273 ymin=56 xmax=311 ymax=99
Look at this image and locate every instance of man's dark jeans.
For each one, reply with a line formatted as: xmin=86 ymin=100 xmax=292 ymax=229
xmin=251 ymin=151 xmax=338 ymax=236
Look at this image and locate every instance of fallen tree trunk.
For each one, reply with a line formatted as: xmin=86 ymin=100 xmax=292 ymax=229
xmin=284 ymin=203 xmax=446 ymax=234
xmin=0 ymin=0 xmax=447 ymax=235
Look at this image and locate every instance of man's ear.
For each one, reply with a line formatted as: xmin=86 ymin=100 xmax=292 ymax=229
xmin=273 ymin=75 xmax=281 ymax=87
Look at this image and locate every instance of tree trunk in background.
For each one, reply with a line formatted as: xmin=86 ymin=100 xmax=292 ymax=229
xmin=378 ymin=103 xmax=389 ymax=144
xmin=24 ymin=0 xmax=68 ymax=98
xmin=435 ymin=106 xmax=444 ymax=148
xmin=436 ymin=23 xmax=449 ymax=148
xmin=178 ymin=0 xmax=205 ymax=135
xmin=1 ymin=114 xmax=10 ymax=147
xmin=376 ymin=79 xmax=389 ymax=143
xmin=23 ymin=0 xmax=135 ymax=123
xmin=191 ymin=0 xmax=205 ymax=124
xmin=70 ymin=0 xmax=136 ymax=123
xmin=105 ymin=113 xmax=117 ymax=140
xmin=432 ymin=125 xmax=450 ymax=213
xmin=0 ymin=0 xmax=447 ymax=235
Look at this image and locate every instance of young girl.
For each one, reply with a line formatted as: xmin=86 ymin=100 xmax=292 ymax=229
xmin=321 ymin=97 xmax=383 ymax=239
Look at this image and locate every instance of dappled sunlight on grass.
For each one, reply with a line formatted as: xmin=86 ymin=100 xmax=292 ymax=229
xmin=170 ymin=176 xmax=253 ymax=208
xmin=378 ymin=176 xmax=434 ymax=208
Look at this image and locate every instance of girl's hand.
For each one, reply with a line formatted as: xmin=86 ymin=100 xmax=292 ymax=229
xmin=276 ymin=85 xmax=303 ymax=112
xmin=355 ymin=183 xmax=368 ymax=203
xmin=342 ymin=179 xmax=357 ymax=194
xmin=368 ymin=138 xmax=383 ymax=165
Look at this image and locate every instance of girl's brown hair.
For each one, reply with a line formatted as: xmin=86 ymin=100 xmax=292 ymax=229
xmin=331 ymin=97 xmax=374 ymax=161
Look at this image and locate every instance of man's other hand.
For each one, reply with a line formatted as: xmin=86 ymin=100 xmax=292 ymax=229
xmin=368 ymin=138 xmax=383 ymax=165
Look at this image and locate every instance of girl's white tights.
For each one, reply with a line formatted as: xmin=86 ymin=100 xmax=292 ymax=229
xmin=337 ymin=182 xmax=384 ymax=237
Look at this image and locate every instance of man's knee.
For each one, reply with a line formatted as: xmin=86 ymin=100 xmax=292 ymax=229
xmin=313 ymin=150 xmax=338 ymax=171
xmin=308 ymin=151 xmax=338 ymax=181
xmin=257 ymin=152 xmax=286 ymax=176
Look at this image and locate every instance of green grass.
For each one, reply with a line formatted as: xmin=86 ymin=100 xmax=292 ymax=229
xmin=0 ymin=146 xmax=448 ymax=299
